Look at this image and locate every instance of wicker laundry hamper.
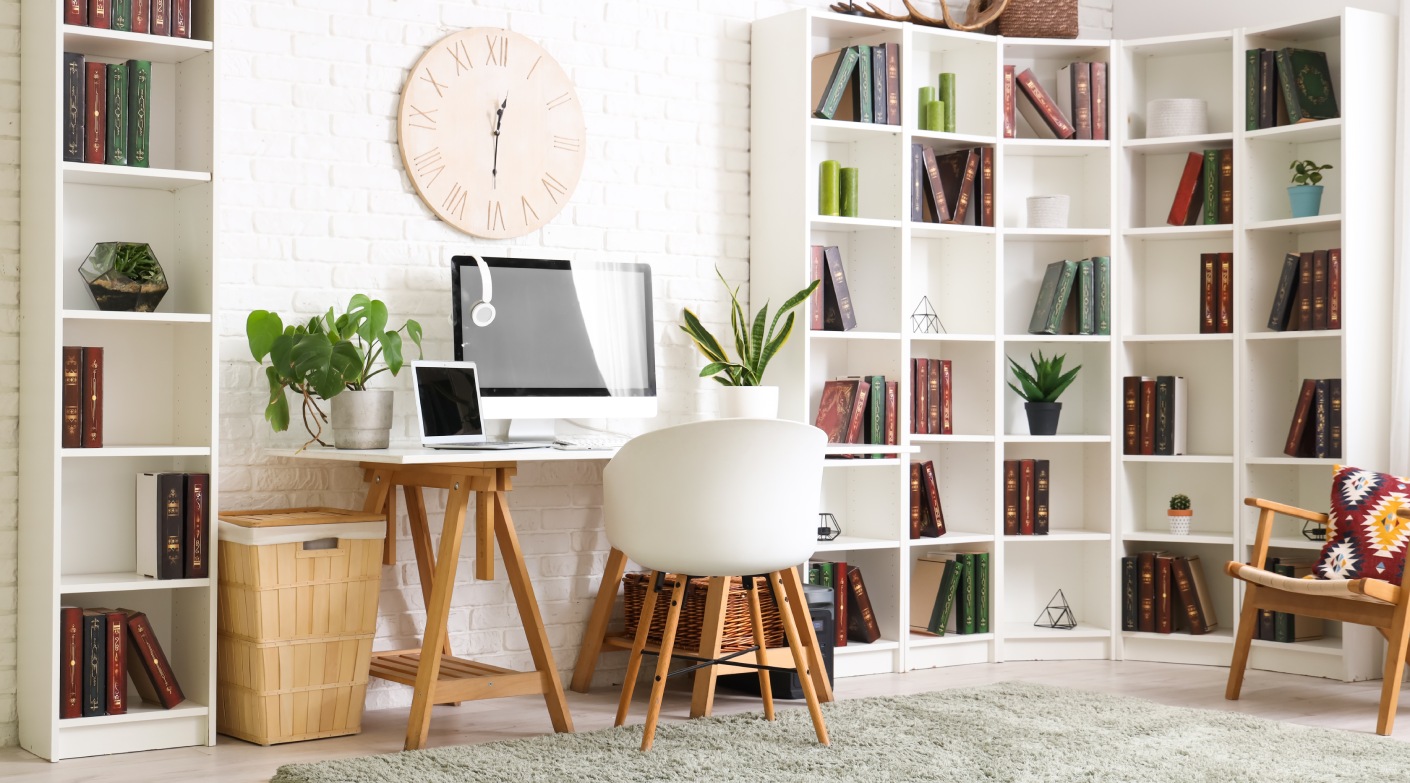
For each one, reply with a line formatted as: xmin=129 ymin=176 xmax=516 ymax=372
xmin=999 ymin=0 xmax=1079 ymax=39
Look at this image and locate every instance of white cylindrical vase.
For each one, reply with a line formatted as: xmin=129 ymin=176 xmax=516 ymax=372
xmin=1146 ymin=98 xmax=1208 ymax=138
xmin=718 ymin=386 xmax=779 ymax=419
xmin=1027 ymin=195 xmax=1070 ymax=229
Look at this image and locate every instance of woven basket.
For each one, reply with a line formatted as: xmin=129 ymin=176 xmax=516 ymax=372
xmin=622 ymin=572 xmax=786 ymax=652
xmin=999 ymin=0 xmax=1078 ymax=39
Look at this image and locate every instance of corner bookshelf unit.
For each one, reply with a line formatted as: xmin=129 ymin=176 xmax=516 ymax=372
xmin=752 ymin=8 xmax=1395 ymax=681
xmin=17 ymin=2 xmax=220 ymax=761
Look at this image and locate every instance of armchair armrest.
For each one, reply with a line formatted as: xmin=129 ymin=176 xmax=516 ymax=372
xmin=1243 ymin=497 xmax=1329 ymax=570
xmin=1244 ymin=497 xmax=1330 ymax=525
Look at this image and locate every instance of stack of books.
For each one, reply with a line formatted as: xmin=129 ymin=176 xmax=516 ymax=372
xmin=1283 ymin=378 xmax=1342 ymax=458
xmin=1121 ymin=376 xmax=1189 ymax=457
xmin=66 ymin=0 xmax=194 ymax=38
xmin=1026 ymin=257 xmax=1112 ymax=336
xmin=910 ymin=551 xmax=989 ymax=636
xmin=61 ymin=346 xmax=104 ymax=448
xmin=910 ymin=358 xmax=952 ymax=435
xmin=1167 ymin=150 xmax=1234 ymax=227
xmin=811 ymin=43 xmax=901 ymax=125
xmin=805 ymin=562 xmax=884 ymax=646
xmin=1002 ymin=459 xmax=1050 ymax=535
xmin=909 ymin=144 xmax=994 ymax=227
xmin=813 ymin=375 xmax=898 ymax=456
xmin=135 ymin=472 xmax=211 ymax=580
xmin=1197 ymin=252 xmax=1235 ymax=334
xmin=809 ymin=245 xmax=856 ymax=332
xmin=1123 ymin=553 xmax=1218 ymax=635
xmin=1265 ymin=249 xmax=1342 ymax=332
xmin=63 ymin=53 xmax=153 ymax=167
xmin=1252 ymin=558 xmax=1324 ymax=642
xmin=908 ymin=460 xmax=946 ymax=539
xmin=59 ymin=607 xmax=185 ymax=719
xmin=1245 ymin=47 xmax=1338 ymax=129
xmin=1004 ymin=63 xmax=1108 ymax=140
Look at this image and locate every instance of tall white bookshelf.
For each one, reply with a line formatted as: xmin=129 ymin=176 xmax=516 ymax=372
xmin=752 ymin=8 xmax=1394 ymax=681
xmin=17 ymin=2 xmax=220 ymax=761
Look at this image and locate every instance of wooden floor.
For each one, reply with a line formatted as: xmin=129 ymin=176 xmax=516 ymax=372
xmin=3 ymin=660 xmax=1407 ymax=782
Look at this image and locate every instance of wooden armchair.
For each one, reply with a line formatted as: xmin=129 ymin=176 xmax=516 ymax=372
xmin=1226 ymin=497 xmax=1410 ymax=735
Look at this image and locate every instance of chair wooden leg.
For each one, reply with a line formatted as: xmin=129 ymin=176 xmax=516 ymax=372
xmin=1226 ymin=583 xmax=1262 ymax=701
xmin=615 ymin=570 xmax=660 ymax=728
xmin=1376 ymin=603 xmax=1410 ymax=735
xmin=771 ymin=570 xmax=829 ymax=746
xmin=641 ymin=575 xmax=688 ymax=752
xmin=746 ymin=576 xmax=775 ymax=721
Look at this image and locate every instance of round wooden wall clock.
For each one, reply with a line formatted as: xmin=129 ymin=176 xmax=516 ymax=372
xmin=397 ymin=28 xmax=586 ymax=239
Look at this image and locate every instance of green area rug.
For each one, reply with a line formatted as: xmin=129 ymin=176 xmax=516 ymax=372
xmin=272 ymin=682 xmax=1409 ymax=782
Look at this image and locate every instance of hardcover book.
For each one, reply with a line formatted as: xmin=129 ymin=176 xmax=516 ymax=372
xmin=1155 ymin=554 xmax=1174 ymax=634
xmin=1030 ymin=259 xmax=1077 ymax=336
xmin=1329 ymin=378 xmax=1342 ymax=458
xmin=1218 ymin=149 xmax=1233 ymax=224
xmin=1014 ymin=68 xmax=1075 ymax=139
xmin=80 ymin=347 xmax=102 ymax=447
xmin=832 ymin=559 xmax=848 ymax=647
xmin=1312 ymin=379 xmax=1330 ymax=458
xmin=956 ymin=552 xmax=976 ymax=634
xmin=1312 ymin=249 xmax=1328 ymax=330
xmin=1217 ymin=252 xmax=1233 ymax=333
xmin=1267 ymin=252 xmax=1300 ymax=331
xmin=1121 ymin=556 xmax=1137 ymax=632
xmin=1019 ymin=458 xmax=1035 ymax=536
xmin=1033 ymin=459 xmax=1050 ymax=536
xmin=909 ymin=461 xmax=924 ymax=539
xmin=919 ymin=145 xmax=950 ymax=223
xmin=1201 ymin=150 xmax=1219 ymax=225
xmin=978 ymin=146 xmax=995 ymax=228
xmin=845 ymin=566 xmax=882 ymax=643
xmin=1328 ymin=248 xmax=1342 ymax=329
xmin=852 ymin=45 xmax=872 ymax=124
xmin=809 ymin=245 xmax=824 ymax=330
xmin=1199 ymin=253 xmax=1217 ymax=334
xmin=821 ymin=245 xmax=857 ymax=331
xmin=62 ymin=346 xmax=82 ymax=448
xmin=1137 ymin=551 xmax=1156 ymax=633
xmin=938 ymin=359 xmax=952 ymax=435
xmin=1094 ymin=255 xmax=1111 ymax=335
xmin=184 ymin=473 xmax=210 ymax=579
xmin=884 ymin=381 xmax=898 ymax=448
xmin=1186 ymin=555 xmax=1219 ymax=631
xmin=1002 ymin=460 xmax=1019 ymax=536
xmin=152 ymin=0 xmax=170 ymax=36
xmin=91 ymin=608 xmax=128 ymax=714
xmin=912 ymin=357 xmax=928 ymax=434
xmin=1154 ymin=376 xmax=1173 ymax=456
xmin=81 ymin=609 xmax=106 ymax=717
xmin=908 ymin=557 xmax=947 ymax=633
xmin=937 ymin=148 xmax=978 ymax=225
xmin=1139 ymin=378 xmax=1156 ymax=455
xmin=174 ymin=0 xmax=193 ymax=38
xmin=125 ymin=610 xmax=185 ymax=708
xmin=63 ymin=53 xmax=85 ymax=164
xmin=1059 ymin=61 xmax=1092 ymax=140
xmin=1276 ymin=48 xmax=1338 ymax=123
xmin=90 ymin=0 xmax=110 ymax=28
xmin=1121 ymin=376 xmax=1140 ymax=455
xmin=136 ymin=472 xmax=185 ymax=579
xmin=811 ymin=47 xmax=859 ymax=120
xmin=920 ymin=460 xmax=946 ymax=537
xmin=67 ymin=0 xmax=87 ymax=26
xmin=971 ymin=551 xmax=990 ymax=634
xmin=870 ymin=45 xmax=886 ymax=124
xmin=1245 ymin=49 xmax=1261 ymax=130
xmin=60 ymin=606 xmax=82 ymax=719
xmin=1027 ymin=260 xmax=1064 ymax=335
xmin=1283 ymin=379 xmax=1317 ymax=457
xmin=814 ymin=379 xmax=856 ymax=442
xmin=909 ymin=144 xmax=924 ymax=222
xmin=1167 ymin=152 xmax=1205 ymax=227
xmin=131 ymin=0 xmax=148 ymax=33
xmin=1258 ymin=49 xmax=1277 ymax=128
xmin=926 ymin=358 xmax=940 ymax=434
xmin=1297 ymin=251 xmax=1314 ymax=331
xmin=843 ymin=378 xmax=869 ymax=446
xmin=1091 ymin=62 xmax=1108 ymax=141
xmin=111 ymin=0 xmax=130 ymax=31
xmin=1171 ymin=557 xmax=1211 ymax=635
xmin=1076 ymin=258 xmax=1095 ymax=335
xmin=84 ymin=63 xmax=106 ymax=164
xmin=1002 ymin=65 xmax=1016 ymax=139
xmin=105 ymin=62 xmax=128 ymax=165
xmin=126 ymin=59 xmax=152 ymax=168
xmin=883 ymin=43 xmax=900 ymax=127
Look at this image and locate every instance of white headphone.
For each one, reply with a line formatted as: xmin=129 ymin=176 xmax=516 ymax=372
xmin=468 ymin=255 xmax=496 ymax=327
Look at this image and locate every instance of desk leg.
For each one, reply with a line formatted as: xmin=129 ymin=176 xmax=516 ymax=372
xmin=779 ymin=566 xmax=834 ymax=704
xmin=493 ymin=490 xmax=574 ymax=733
xmin=362 ymin=468 xmax=395 ymax=564
xmin=689 ymin=576 xmax=730 ymax=718
xmin=404 ymin=480 xmax=472 ymax=751
xmin=570 ymin=547 xmax=629 ymax=694
xmin=475 ymin=485 xmax=495 ymax=582
xmin=403 ymin=485 xmax=453 ymax=659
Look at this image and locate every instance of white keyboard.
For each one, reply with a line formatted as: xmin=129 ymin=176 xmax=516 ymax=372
xmin=552 ymin=434 xmax=630 ymax=451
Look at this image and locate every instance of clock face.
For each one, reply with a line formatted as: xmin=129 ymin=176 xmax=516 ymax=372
xmin=397 ymin=28 xmax=586 ymax=239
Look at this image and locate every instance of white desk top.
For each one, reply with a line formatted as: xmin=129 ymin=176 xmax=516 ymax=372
xmin=267 ymin=444 xmax=618 ymax=465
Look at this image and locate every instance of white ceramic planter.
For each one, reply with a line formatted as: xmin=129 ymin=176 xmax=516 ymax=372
xmin=1027 ymin=195 xmax=1070 ymax=229
xmin=1146 ymin=98 xmax=1208 ymax=138
xmin=331 ymin=389 xmax=394 ymax=449
xmin=1168 ymin=511 xmax=1193 ymax=536
xmin=718 ymin=386 xmax=779 ymax=419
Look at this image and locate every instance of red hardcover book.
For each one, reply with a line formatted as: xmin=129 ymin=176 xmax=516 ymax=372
xmin=84 ymin=63 xmax=106 ymax=164
xmin=978 ymin=145 xmax=994 ymax=227
xmin=1019 ymin=459 xmax=1035 ymax=535
xmin=124 ymin=611 xmax=184 ymax=708
xmin=1014 ymin=68 xmax=1075 ymax=139
xmin=1284 ymin=379 xmax=1318 ymax=457
xmin=1070 ymin=62 xmax=1092 ymax=140
xmin=1034 ymin=459 xmax=1051 ymax=535
xmin=93 ymin=608 xmax=127 ymax=714
xmin=909 ymin=462 xmax=924 ymax=539
xmin=132 ymin=0 xmax=149 ymax=32
xmin=809 ymin=245 xmax=824 ymax=330
xmin=1297 ymin=251 xmax=1314 ymax=331
xmin=60 ymin=606 xmax=82 ymax=718
xmin=1217 ymin=252 xmax=1234 ymax=333
xmin=919 ymin=145 xmax=950 ymax=223
xmin=1218 ymin=149 xmax=1234 ymax=224
xmin=80 ymin=347 xmax=102 ymax=448
xmin=1137 ymin=551 xmax=1157 ymax=633
xmin=814 ymin=380 xmax=856 ymax=443
xmin=921 ymin=460 xmax=946 ymax=537
xmin=67 ymin=0 xmax=87 ymax=26
xmin=152 ymin=0 xmax=170 ymax=35
xmin=884 ymin=43 xmax=900 ymax=127
xmin=845 ymin=566 xmax=883 ymax=643
xmin=173 ymin=0 xmax=192 ymax=38
xmin=884 ymin=381 xmax=898 ymax=447
xmin=1328 ymin=248 xmax=1342 ymax=329
xmin=1002 ymin=65 xmax=1016 ymax=138
xmin=1167 ymin=152 xmax=1205 ymax=226
xmin=1140 ymin=378 xmax=1156 ymax=455
xmin=184 ymin=473 xmax=209 ymax=578
xmin=62 ymin=346 xmax=82 ymax=448
xmin=1122 ymin=376 xmax=1140 ymax=455
xmin=1171 ymin=557 xmax=1211 ymax=635
xmin=913 ymin=357 xmax=928 ymax=434
xmin=938 ymin=359 xmax=953 ymax=435
xmin=926 ymin=358 xmax=940 ymax=434
xmin=1155 ymin=554 xmax=1174 ymax=633
xmin=1091 ymin=62 xmax=1108 ymax=141
xmin=832 ymin=559 xmax=848 ymax=647
xmin=843 ymin=378 xmax=870 ymax=445
xmin=89 ymin=0 xmax=110 ymax=28
xmin=1002 ymin=460 xmax=1019 ymax=536
xmin=1200 ymin=253 xmax=1216 ymax=334
xmin=1312 ymin=249 xmax=1329 ymax=330
xmin=940 ymin=148 xmax=979 ymax=225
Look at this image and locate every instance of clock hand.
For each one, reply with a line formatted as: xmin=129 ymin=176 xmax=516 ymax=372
xmin=491 ymin=96 xmax=508 ymax=188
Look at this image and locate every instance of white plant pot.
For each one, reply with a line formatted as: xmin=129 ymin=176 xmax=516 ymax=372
xmin=330 ymin=389 xmax=394 ymax=449
xmin=718 ymin=386 xmax=779 ymax=419
xmin=1146 ymin=98 xmax=1208 ymax=139
xmin=1026 ymin=195 xmax=1070 ymax=229
xmin=1168 ymin=511 xmax=1192 ymax=536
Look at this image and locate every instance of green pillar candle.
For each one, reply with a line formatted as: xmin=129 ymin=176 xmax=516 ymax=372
xmin=939 ymin=72 xmax=957 ymax=133
xmin=840 ymin=167 xmax=859 ymax=217
xmin=819 ymin=159 xmax=841 ymax=216
xmin=918 ymin=86 xmax=936 ymax=128
xmin=925 ymin=101 xmax=944 ymax=134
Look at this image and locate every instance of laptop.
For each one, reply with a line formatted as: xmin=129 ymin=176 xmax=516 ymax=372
xmin=411 ymin=361 xmax=545 ymax=450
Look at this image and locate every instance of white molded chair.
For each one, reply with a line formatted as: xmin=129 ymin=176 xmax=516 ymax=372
xmin=605 ymin=418 xmax=829 ymax=751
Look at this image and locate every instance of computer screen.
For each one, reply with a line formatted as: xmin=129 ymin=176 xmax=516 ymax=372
xmin=412 ymin=362 xmax=485 ymax=444
xmin=451 ymin=256 xmax=657 ymax=421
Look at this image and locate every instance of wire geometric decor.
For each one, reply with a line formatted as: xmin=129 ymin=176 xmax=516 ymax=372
xmin=1034 ymin=589 xmax=1077 ymax=630
xmin=911 ymin=295 xmax=945 ymax=334
xmin=817 ymin=512 xmax=842 ymax=542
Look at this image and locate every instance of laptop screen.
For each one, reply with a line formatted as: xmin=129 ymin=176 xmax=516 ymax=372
xmin=414 ymin=363 xmax=484 ymax=442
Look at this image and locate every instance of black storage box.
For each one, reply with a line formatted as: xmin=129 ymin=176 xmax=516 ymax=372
xmin=719 ymin=583 xmax=835 ymax=700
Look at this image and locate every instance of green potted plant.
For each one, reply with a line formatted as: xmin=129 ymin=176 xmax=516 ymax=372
xmin=680 ymin=268 xmax=820 ymax=418
xmin=79 ymin=242 xmax=168 ymax=312
xmin=246 ymin=294 xmax=423 ymax=449
xmin=1288 ymin=159 xmax=1333 ymax=218
xmin=1006 ymin=351 xmax=1082 ymax=436
xmin=1169 ymin=493 xmax=1192 ymax=536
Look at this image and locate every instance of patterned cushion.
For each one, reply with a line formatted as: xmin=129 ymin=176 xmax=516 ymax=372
xmin=1315 ymin=465 xmax=1410 ymax=585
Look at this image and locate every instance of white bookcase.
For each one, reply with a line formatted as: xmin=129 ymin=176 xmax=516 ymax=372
xmin=17 ymin=2 xmax=220 ymax=761
xmin=752 ymin=7 xmax=1394 ymax=681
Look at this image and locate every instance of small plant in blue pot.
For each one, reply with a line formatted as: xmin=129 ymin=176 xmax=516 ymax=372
xmin=1288 ymin=159 xmax=1333 ymax=218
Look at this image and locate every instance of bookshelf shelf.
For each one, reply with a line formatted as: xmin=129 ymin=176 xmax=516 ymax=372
xmin=910 ymin=434 xmax=995 ymax=444
xmin=1122 ymin=132 xmax=1234 ymax=154
xmin=1247 ymin=535 xmax=1325 ymax=552
xmin=1124 ymin=225 xmax=1233 ymax=240
xmin=1122 ymin=532 xmax=1234 ymax=546
xmin=1122 ymin=628 xmax=1234 ymax=644
xmin=1122 ymin=333 xmax=1234 ymax=343
xmin=1244 ymin=330 xmax=1341 ymax=342
xmin=1244 ymin=457 xmax=1339 ymax=467
xmin=59 ymin=573 xmax=211 ymax=593
xmin=1004 ymin=228 xmax=1112 ymax=240
xmin=54 ymin=701 xmax=209 ymax=729
xmin=61 ymin=163 xmax=212 ymax=191
xmin=61 ymin=310 xmax=213 ymax=324
xmin=909 ymin=632 xmax=994 ymax=648
xmin=1004 ymin=435 xmax=1111 ymax=444
xmin=823 ymin=458 xmax=903 ymax=469
xmin=812 ymin=535 xmax=899 ymax=553
xmin=911 ymin=129 xmax=997 ymax=147
xmin=809 ymin=118 xmax=902 ymax=142
xmin=1003 ymin=622 xmax=1111 ymax=641
xmin=1005 ymin=531 xmax=1111 ymax=542
xmin=1121 ymin=454 xmax=1234 ymax=463
xmin=61 ymin=446 xmax=211 ymax=458
xmin=908 ymin=333 xmax=995 ymax=343
xmin=1244 ymin=213 xmax=1342 ymax=233
xmin=909 ymin=533 xmax=995 ymax=547
xmin=1002 ymin=139 xmax=1111 ymax=158
xmin=1245 ymin=118 xmax=1343 ymax=144
xmin=810 ymin=216 xmax=901 ymax=232
xmin=1250 ymin=637 xmax=1342 ymax=656
xmin=834 ymin=638 xmax=900 ymax=656
xmin=62 ymin=25 xmax=212 ymax=63
xmin=824 ymin=446 xmax=919 ymax=458
xmin=910 ymin=223 xmax=996 ymax=238
xmin=809 ymin=330 xmax=902 ymax=342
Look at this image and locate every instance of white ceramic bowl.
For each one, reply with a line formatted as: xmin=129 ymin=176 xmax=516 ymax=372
xmin=1146 ymin=98 xmax=1208 ymax=138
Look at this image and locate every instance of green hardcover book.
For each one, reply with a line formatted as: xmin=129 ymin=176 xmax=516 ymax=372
xmin=1245 ymin=49 xmax=1260 ymax=130
xmin=973 ymin=552 xmax=989 ymax=634
xmin=819 ymin=561 xmax=835 ymax=588
xmin=111 ymin=0 xmax=132 ymax=31
xmin=1201 ymin=150 xmax=1219 ymax=225
xmin=126 ymin=59 xmax=151 ymax=168
xmin=1094 ymin=256 xmax=1112 ymax=335
xmin=106 ymin=63 xmax=128 ymax=166
xmin=1043 ymin=260 xmax=1079 ymax=336
xmin=1076 ymin=258 xmax=1095 ymax=335
xmin=867 ymin=375 xmax=884 ymax=458
xmin=958 ymin=553 xmax=976 ymax=634
xmin=1272 ymin=562 xmax=1293 ymax=641
xmin=1277 ymin=48 xmax=1338 ymax=122
xmin=813 ymin=47 xmax=860 ymax=120
xmin=929 ymin=558 xmax=964 ymax=635
xmin=853 ymin=45 xmax=872 ymax=123
xmin=1027 ymin=260 xmax=1065 ymax=335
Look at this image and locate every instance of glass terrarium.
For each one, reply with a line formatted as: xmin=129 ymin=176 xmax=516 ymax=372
xmin=79 ymin=242 xmax=168 ymax=312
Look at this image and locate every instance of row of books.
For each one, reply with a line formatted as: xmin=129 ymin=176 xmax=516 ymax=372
xmin=809 ymin=245 xmax=856 ymax=332
xmin=910 ymin=551 xmax=990 ymax=636
xmin=908 ymin=461 xmax=946 ymax=539
xmin=814 ymin=376 xmax=898 ymax=454
xmin=1283 ymin=378 xmax=1342 ymax=459
xmin=805 ymin=561 xmax=883 ymax=646
xmin=1255 ymin=558 xmax=1323 ymax=642
xmin=61 ymin=347 xmax=103 ymax=448
xmin=63 ymin=54 xmax=152 ymax=167
xmin=910 ymin=358 xmax=952 ymax=435
xmin=1004 ymin=64 xmax=1109 ymax=141
xmin=1122 ymin=552 xmax=1218 ymax=635
xmin=1266 ymin=249 xmax=1342 ymax=332
xmin=1002 ymin=459 xmax=1050 ymax=535
xmin=1245 ymin=47 xmax=1338 ymax=129
xmin=810 ymin=43 xmax=901 ymax=125
xmin=60 ymin=607 xmax=184 ymax=718
xmin=136 ymin=472 xmax=210 ymax=580
xmin=1122 ymin=376 xmax=1189 ymax=457
xmin=1197 ymin=252 xmax=1235 ymax=334
xmin=909 ymin=144 xmax=994 ymax=227
xmin=66 ymin=0 xmax=194 ymax=38
xmin=1026 ymin=257 xmax=1112 ymax=336
xmin=1167 ymin=150 xmax=1234 ymax=227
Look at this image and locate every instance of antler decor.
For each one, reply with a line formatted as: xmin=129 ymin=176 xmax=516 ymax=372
xmin=828 ymin=0 xmax=1010 ymax=33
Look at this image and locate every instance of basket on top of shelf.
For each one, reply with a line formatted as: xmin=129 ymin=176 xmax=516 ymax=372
xmin=622 ymin=572 xmax=786 ymax=652
xmin=998 ymin=0 xmax=1078 ymax=39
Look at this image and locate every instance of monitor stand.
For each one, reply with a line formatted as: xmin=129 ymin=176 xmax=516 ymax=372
xmin=484 ymin=418 xmax=556 ymax=445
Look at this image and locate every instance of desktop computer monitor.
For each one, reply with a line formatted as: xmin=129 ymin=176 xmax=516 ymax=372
xmin=451 ymin=256 xmax=658 ymax=425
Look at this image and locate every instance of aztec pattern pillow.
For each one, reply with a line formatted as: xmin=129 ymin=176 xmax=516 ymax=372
xmin=1315 ymin=465 xmax=1410 ymax=585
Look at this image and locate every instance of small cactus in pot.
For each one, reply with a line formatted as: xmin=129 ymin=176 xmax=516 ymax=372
xmin=1168 ymin=493 xmax=1192 ymax=536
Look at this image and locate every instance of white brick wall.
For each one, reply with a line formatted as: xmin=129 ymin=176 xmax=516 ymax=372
xmin=0 ymin=0 xmax=1110 ymax=744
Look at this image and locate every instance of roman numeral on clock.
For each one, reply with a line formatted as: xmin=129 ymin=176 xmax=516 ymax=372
xmin=442 ymin=182 xmax=467 ymax=222
xmin=542 ymin=172 xmax=568 ymax=203
xmin=487 ymin=200 xmax=506 ymax=231
xmin=553 ymin=136 xmax=580 ymax=152
xmin=446 ymin=39 xmax=473 ymax=75
xmin=546 ymin=92 xmax=572 ymax=110
xmin=420 ymin=67 xmax=447 ymax=98
xmin=407 ymin=104 xmax=438 ymax=130
xmin=485 ymin=34 xmax=509 ymax=67
xmin=521 ymin=196 xmax=539 ymax=224
xmin=412 ymin=147 xmax=444 ymax=187
xmin=526 ymin=56 xmax=542 ymax=80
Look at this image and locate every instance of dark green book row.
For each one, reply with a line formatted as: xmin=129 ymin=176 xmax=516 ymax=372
xmin=1027 ymin=257 xmax=1111 ymax=336
xmin=912 ymin=551 xmax=989 ymax=636
xmin=62 ymin=52 xmax=150 ymax=167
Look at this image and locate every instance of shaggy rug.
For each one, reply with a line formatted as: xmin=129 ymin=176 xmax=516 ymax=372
xmin=272 ymin=682 xmax=1410 ymax=782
